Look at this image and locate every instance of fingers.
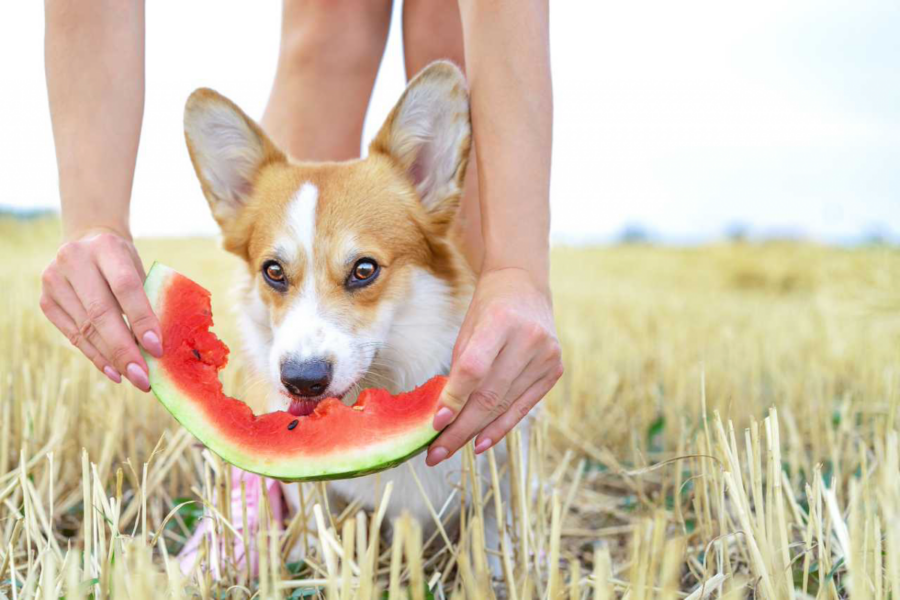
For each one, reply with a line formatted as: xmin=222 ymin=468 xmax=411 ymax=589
xmin=40 ymin=232 xmax=158 ymax=392
xmin=96 ymin=249 xmax=162 ymax=358
xmin=432 ymin=322 xmax=506 ymax=427
xmin=427 ymin=312 xmax=564 ymax=466
xmin=473 ymin=367 xmax=562 ymax=453
xmin=45 ymin=266 xmax=143 ymax=388
xmin=427 ymin=334 xmax=531 ymax=465
xmin=57 ymin=246 xmax=150 ymax=392
xmin=39 ymin=292 xmax=121 ymax=383
xmin=43 ymin=266 xmax=117 ymax=362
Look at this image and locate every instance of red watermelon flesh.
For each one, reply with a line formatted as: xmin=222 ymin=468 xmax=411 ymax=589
xmin=142 ymin=263 xmax=445 ymax=481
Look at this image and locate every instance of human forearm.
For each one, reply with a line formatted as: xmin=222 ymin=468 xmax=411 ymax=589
xmin=45 ymin=0 xmax=145 ymax=241
xmin=458 ymin=0 xmax=553 ymax=284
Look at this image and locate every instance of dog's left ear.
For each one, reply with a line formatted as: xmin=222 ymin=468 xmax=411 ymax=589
xmin=370 ymin=61 xmax=471 ymax=222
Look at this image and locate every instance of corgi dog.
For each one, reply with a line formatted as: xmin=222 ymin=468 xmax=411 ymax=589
xmin=182 ymin=61 xmax=514 ymax=560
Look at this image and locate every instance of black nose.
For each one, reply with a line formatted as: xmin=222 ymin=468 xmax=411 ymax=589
xmin=280 ymin=359 xmax=333 ymax=397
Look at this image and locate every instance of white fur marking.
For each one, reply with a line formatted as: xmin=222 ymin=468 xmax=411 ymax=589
xmin=266 ymin=183 xmax=366 ymax=405
xmin=287 ymin=182 xmax=319 ymax=270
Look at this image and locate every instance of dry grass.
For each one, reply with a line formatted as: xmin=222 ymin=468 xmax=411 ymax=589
xmin=1 ymin=217 xmax=899 ymax=598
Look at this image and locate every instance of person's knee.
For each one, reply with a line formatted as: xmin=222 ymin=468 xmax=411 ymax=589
xmin=279 ymin=1 xmax=390 ymax=75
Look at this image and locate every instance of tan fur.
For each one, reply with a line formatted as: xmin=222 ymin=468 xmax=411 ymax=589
xmin=184 ymin=62 xmax=474 ymax=344
xmin=182 ymin=61 xmax=518 ymax=574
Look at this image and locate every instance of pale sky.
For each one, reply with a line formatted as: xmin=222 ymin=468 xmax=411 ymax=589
xmin=3 ymin=1 xmax=898 ymax=243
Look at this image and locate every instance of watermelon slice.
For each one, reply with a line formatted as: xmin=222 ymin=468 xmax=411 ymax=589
xmin=141 ymin=263 xmax=445 ymax=481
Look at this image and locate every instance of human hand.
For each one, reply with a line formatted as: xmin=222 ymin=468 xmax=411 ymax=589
xmin=39 ymin=229 xmax=162 ymax=391
xmin=425 ymin=267 xmax=563 ymax=466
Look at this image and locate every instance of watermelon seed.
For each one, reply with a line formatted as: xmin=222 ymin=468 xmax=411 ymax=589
xmin=287 ymin=419 xmax=299 ymax=430
xmin=192 ymin=349 xmax=201 ymax=360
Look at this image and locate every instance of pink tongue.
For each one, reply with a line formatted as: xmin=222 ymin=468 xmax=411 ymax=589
xmin=288 ymin=399 xmax=319 ymax=417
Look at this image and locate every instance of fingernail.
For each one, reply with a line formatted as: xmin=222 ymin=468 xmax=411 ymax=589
xmin=426 ymin=446 xmax=448 ymax=466
xmin=126 ymin=363 xmax=150 ymax=392
xmin=433 ymin=407 xmax=455 ymax=431
xmin=142 ymin=331 xmax=163 ymax=358
xmin=103 ymin=366 xmax=122 ymax=383
xmin=475 ymin=438 xmax=493 ymax=454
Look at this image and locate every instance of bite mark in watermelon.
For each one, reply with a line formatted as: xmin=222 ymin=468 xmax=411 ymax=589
xmin=142 ymin=263 xmax=445 ymax=481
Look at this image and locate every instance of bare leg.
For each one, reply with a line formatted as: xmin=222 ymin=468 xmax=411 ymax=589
xmin=262 ymin=0 xmax=393 ymax=162
xmin=402 ymin=0 xmax=484 ymax=273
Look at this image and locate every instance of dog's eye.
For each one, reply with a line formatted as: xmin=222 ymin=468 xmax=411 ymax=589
xmin=347 ymin=258 xmax=379 ymax=289
xmin=262 ymin=260 xmax=287 ymax=290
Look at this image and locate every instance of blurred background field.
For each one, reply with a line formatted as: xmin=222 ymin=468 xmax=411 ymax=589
xmin=1 ymin=217 xmax=898 ymax=598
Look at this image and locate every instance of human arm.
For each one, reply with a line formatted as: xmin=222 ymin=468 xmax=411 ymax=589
xmin=40 ymin=0 xmax=160 ymax=391
xmin=426 ymin=0 xmax=563 ymax=465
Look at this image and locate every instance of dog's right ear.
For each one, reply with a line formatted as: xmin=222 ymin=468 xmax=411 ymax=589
xmin=369 ymin=61 xmax=471 ymax=230
xmin=184 ymin=89 xmax=285 ymax=230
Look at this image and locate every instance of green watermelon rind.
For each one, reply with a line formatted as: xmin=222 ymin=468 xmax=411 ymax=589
xmin=141 ymin=262 xmax=440 ymax=482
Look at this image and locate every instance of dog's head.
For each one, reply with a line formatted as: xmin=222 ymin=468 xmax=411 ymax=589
xmin=183 ymin=61 xmax=472 ymax=414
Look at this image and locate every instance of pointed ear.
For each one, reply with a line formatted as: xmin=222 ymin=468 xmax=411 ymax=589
xmin=369 ymin=61 xmax=471 ymax=220
xmin=183 ymin=88 xmax=285 ymax=228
